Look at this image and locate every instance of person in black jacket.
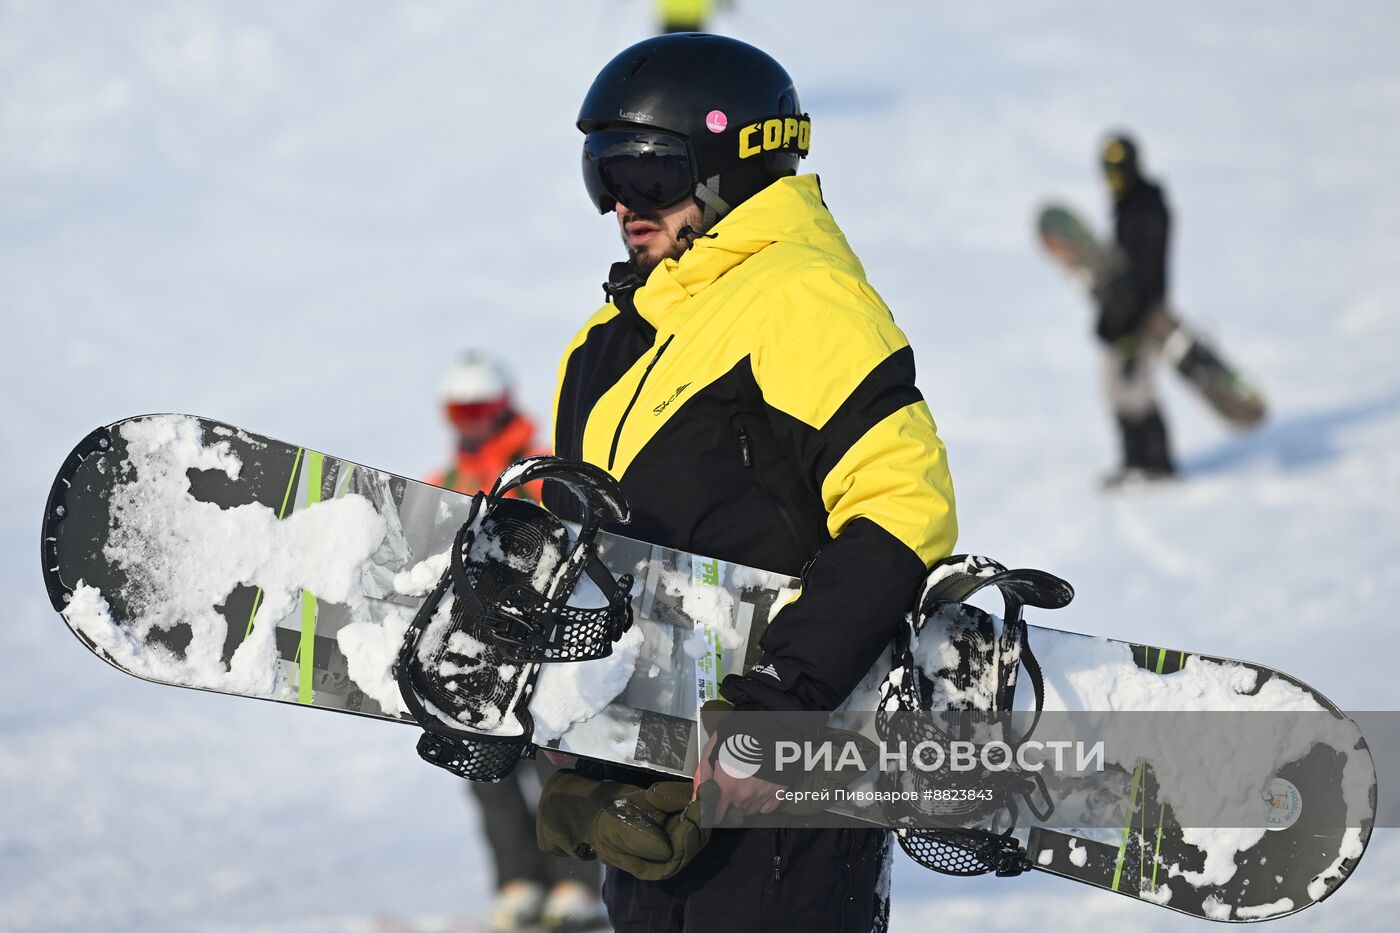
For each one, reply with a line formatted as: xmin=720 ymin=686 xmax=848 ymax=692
xmin=1098 ymin=132 xmax=1176 ymax=484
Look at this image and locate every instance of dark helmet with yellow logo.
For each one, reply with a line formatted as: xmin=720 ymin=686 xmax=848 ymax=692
xmin=577 ymin=33 xmax=809 ymax=224
xmin=1101 ymin=132 xmax=1141 ymax=198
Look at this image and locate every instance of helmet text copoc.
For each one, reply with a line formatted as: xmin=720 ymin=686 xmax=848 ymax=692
xmin=738 ymin=117 xmax=812 ymax=160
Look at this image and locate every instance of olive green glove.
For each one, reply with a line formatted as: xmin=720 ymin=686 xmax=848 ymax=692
xmin=537 ymin=770 xmax=715 ymax=880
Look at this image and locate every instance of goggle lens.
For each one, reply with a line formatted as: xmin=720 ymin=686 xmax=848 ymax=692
xmin=446 ymin=400 xmax=508 ymax=432
xmin=582 ymin=129 xmax=695 ymax=213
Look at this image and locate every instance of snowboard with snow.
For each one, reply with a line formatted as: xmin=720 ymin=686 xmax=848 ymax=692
xmin=41 ymin=414 xmax=1372 ymax=922
xmin=41 ymin=414 xmax=795 ymax=777
xmin=1012 ymin=626 xmax=1372 ymax=921
xmin=1036 ymin=202 xmax=1267 ymax=428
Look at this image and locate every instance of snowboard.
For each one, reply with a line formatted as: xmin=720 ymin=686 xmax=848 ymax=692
xmin=1036 ymin=202 xmax=1267 ymax=428
xmin=41 ymin=414 xmax=1373 ymax=922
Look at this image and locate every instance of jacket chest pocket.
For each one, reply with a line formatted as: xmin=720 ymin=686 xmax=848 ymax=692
xmin=730 ymin=414 xmax=816 ymax=558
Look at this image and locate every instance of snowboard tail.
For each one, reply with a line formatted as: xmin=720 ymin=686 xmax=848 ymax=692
xmin=1020 ymin=637 xmax=1370 ymax=921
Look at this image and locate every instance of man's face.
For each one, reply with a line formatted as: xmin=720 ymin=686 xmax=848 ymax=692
xmin=615 ymin=196 xmax=706 ymax=276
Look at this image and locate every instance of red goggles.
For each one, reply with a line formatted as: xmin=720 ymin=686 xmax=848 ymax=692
xmin=446 ymin=399 xmax=509 ymax=431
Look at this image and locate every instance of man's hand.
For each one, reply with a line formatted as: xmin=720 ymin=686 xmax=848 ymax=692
xmin=694 ymin=732 xmax=784 ymax=824
xmin=537 ymin=771 xmax=712 ymax=880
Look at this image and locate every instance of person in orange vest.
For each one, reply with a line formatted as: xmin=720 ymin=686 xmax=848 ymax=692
xmin=429 ymin=351 xmax=604 ymax=932
xmin=429 ymin=352 xmax=545 ymax=499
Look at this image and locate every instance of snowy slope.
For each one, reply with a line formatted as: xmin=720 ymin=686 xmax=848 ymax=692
xmin=2 ymin=1 xmax=1398 ymax=930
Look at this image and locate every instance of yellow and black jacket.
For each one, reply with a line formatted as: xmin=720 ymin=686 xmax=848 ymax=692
xmin=548 ymin=174 xmax=956 ymax=712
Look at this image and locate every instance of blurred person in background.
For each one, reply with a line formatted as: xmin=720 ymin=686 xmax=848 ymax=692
xmin=429 ymin=351 xmax=605 ymax=932
xmin=1096 ymin=132 xmax=1177 ymax=485
xmin=654 ymin=0 xmax=721 ymax=34
xmin=430 ymin=352 xmax=542 ymax=498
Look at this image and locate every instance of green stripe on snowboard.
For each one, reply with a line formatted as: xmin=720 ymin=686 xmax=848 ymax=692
xmin=294 ymin=451 xmax=324 ymax=704
xmin=1112 ymin=762 xmax=1145 ymax=891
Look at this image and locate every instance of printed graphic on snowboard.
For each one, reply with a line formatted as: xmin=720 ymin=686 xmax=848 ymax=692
xmin=1036 ymin=202 xmax=1267 ymax=428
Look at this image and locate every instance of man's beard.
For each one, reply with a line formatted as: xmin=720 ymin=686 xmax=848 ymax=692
xmin=625 ymin=204 xmax=707 ymax=276
xmin=628 ymin=242 xmax=684 ymax=277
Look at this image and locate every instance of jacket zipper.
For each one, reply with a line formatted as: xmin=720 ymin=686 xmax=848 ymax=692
xmin=608 ymin=334 xmax=674 ymax=471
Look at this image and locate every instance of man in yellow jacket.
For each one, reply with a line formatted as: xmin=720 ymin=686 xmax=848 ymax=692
xmin=541 ymin=34 xmax=957 ymax=931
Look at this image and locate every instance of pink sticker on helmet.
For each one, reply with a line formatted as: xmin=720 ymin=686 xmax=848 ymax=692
xmin=705 ymin=110 xmax=728 ymax=133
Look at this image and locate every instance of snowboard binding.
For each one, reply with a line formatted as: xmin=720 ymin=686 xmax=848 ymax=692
xmin=877 ymin=554 xmax=1073 ymax=877
xmin=396 ymin=457 xmax=635 ymax=782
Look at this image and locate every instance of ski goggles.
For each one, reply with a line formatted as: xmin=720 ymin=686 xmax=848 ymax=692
xmin=582 ymin=128 xmax=697 ymax=214
xmin=445 ymin=399 xmax=509 ymax=433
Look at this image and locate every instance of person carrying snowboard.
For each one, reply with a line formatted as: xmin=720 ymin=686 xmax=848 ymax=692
xmin=534 ymin=33 xmax=958 ymax=932
xmin=1096 ymin=132 xmax=1177 ymax=485
xmin=428 ymin=352 xmax=605 ymax=932
xmin=655 ymin=0 xmax=714 ymax=34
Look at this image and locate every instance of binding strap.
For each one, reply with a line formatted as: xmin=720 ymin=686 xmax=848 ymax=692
xmin=451 ymin=457 xmax=634 ymax=662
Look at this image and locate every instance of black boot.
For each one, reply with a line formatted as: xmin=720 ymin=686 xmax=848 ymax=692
xmin=1106 ymin=410 xmax=1176 ymax=487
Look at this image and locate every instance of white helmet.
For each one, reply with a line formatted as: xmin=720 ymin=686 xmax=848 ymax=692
xmin=443 ymin=351 xmax=511 ymax=404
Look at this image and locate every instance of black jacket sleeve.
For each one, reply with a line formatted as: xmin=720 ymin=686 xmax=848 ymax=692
xmin=721 ymin=274 xmax=957 ymax=713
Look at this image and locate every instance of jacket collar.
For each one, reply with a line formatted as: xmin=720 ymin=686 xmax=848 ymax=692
xmin=629 ymin=174 xmax=862 ymax=331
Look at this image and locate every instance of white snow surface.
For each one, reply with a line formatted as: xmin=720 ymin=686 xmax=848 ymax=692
xmin=4 ymin=2 xmax=1400 ymax=931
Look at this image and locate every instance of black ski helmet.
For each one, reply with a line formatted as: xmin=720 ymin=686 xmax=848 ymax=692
xmin=1101 ymin=132 xmax=1141 ymax=196
xmin=577 ymin=33 xmax=809 ymax=224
